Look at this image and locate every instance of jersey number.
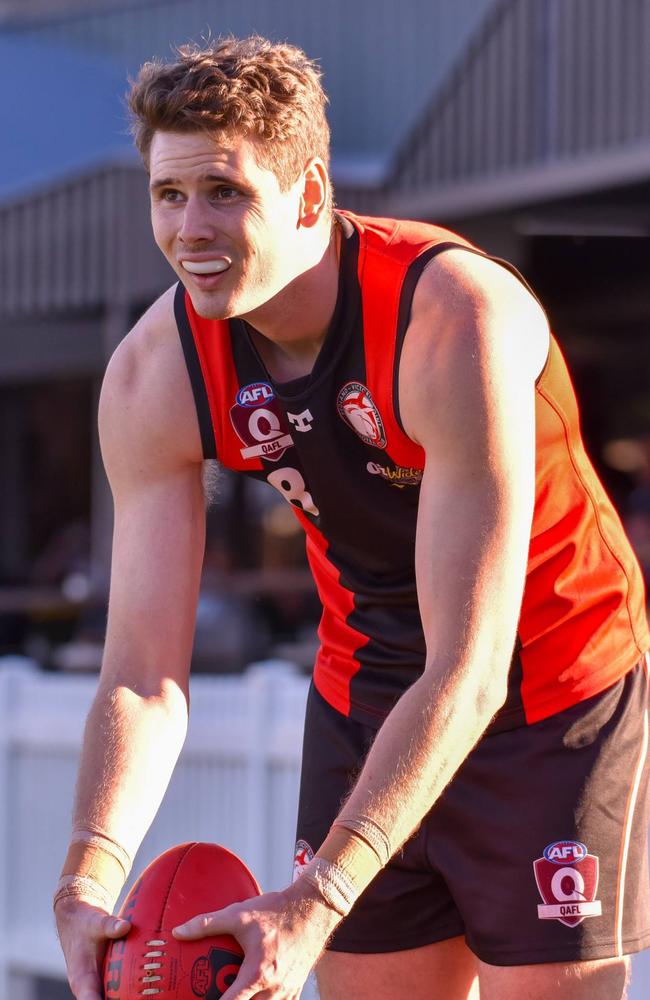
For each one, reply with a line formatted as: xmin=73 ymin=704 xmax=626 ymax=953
xmin=266 ymin=467 xmax=320 ymax=517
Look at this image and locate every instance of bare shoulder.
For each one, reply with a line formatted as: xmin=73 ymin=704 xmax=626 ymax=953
xmin=100 ymin=285 xmax=204 ymax=485
xmin=399 ymin=248 xmax=549 ymax=450
xmin=407 ymin=247 xmax=549 ymax=376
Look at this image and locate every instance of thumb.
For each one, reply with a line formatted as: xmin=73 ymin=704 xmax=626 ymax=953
xmin=103 ymin=916 xmax=131 ymax=939
xmin=173 ymin=906 xmax=236 ymax=940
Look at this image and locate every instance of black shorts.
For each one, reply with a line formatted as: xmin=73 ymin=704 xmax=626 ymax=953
xmin=294 ymin=656 xmax=650 ymax=966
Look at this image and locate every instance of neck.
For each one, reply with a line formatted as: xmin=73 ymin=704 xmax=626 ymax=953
xmin=241 ymin=221 xmax=341 ymax=380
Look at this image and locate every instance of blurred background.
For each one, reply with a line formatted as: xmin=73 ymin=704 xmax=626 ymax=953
xmin=0 ymin=1 xmax=649 ymax=997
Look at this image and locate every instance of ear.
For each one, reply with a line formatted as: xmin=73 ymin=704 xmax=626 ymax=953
xmin=297 ymin=158 xmax=329 ymax=228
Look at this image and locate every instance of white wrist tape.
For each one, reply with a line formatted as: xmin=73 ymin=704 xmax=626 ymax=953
xmin=69 ymin=828 xmax=133 ymax=881
xmin=55 ymin=826 xmax=133 ymax=913
xmin=334 ymin=815 xmax=392 ymax=866
xmin=53 ymin=874 xmax=114 ymax=913
xmin=300 ymin=858 xmax=359 ymax=917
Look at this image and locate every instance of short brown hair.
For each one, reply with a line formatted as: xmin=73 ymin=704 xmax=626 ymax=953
xmin=128 ymin=36 xmax=331 ymax=192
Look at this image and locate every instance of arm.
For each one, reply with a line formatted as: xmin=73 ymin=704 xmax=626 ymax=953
xmin=328 ymin=249 xmax=547 ymax=847
xmin=55 ymin=289 xmax=207 ymax=1000
xmin=173 ymin=252 xmax=549 ymax=1000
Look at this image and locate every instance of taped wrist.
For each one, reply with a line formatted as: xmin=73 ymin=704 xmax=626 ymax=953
xmin=313 ymin=814 xmax=393 ymax=910
xmin=53 ymin=874 xmax=114 ymax=913
xmin=333 ymin=815 xmax=392 ymax=867
xmin=53 ymin=826 xmax=132 ymax=913
xmin=300 ymin=858 xmax=358 ymax=917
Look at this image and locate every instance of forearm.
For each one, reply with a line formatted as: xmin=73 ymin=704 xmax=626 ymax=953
xmin=72 ymin=678 xmax=188 ymax=859
xmin=55 ymin=676 xmax=188 ymax=913
xmin=338 ymin=662 xmax=500 ymax=850
xmin=303 ymin=657 xmax=506 ymax=917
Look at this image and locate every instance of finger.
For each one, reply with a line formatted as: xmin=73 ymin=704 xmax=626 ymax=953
xmin=173 ymin=905 xmax=237 ymax=939
xmin=67 ymin=964 xmax=104 ymax=1000
xmin=75 ymin=989 xmax=103 ymax=1000
xmin=216 ymin=954 xmax=266 ymax=1000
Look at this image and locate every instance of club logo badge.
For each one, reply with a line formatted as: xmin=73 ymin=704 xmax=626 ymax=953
xmin=292 ymin=839 xmax=314 ymax=882
xmin=230 ymin=384 xmax=293 ymax=462
xmin=337 ymin=382 xmax=387 ymax=449
xmin=533 ymin=840 xmax=602 ymax=927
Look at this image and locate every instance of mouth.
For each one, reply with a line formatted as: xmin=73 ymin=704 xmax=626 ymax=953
xmin=180 ymin=258 xmax=231 ymax=275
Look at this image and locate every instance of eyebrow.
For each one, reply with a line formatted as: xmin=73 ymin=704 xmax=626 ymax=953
xmin=149 ymin=173 xmax=237 ymax=192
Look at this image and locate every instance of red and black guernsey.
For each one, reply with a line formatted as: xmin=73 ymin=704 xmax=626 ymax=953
xmin=175 ymin=211 xmax=650 ymax=729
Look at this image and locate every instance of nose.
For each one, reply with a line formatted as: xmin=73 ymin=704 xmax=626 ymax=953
xmin=177 ymin=194 xmax=215 ymax=245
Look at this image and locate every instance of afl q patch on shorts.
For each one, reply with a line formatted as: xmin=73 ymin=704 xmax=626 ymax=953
xmin=295 ymin=656 xmax=650 ymax=965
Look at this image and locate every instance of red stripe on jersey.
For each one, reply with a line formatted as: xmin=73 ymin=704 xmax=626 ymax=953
xmin=292 ymin=507 xmax=368 ymax=716
xmin=183 ymin=290 xmax=263 ymax=471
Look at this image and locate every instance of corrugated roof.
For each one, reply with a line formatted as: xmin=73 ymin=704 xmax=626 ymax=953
xmin=381 ymin=0 xmax=650 ymax=219
xmin=3 ymin=0 xmax=495 ymax=171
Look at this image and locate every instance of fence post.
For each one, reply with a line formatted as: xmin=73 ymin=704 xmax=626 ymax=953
xmin=242 ymin=661 xmax=300 ymax=890
xmin=240 ymin=661 xmax=318 ymax=1000
xmin=0 ymin=658 xmax=39 ymax=1000
xmin=0 ymin=666 xmax=8 ymax=1000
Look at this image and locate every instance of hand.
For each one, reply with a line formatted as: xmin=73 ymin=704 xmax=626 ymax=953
xmin=172 ymin=878 xmax=342 ymax=999
xmin=54 ymin=895 xmax=130 ymax=1000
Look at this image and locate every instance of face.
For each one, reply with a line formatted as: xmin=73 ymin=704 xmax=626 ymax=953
xmin=149 ymin=130 xmax=307 ymax=320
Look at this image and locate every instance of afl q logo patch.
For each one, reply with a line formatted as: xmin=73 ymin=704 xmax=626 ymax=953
xmin=230 ymin=384 xmax=293 ymax=463
xmin=337 ymin=381 xmax=387 ymax=449
xmin=533 ymin=840 xmax=602 ymax=928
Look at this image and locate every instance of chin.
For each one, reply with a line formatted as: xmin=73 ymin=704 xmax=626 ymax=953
xmin=185 ymin=288 xmax=237 ymax=322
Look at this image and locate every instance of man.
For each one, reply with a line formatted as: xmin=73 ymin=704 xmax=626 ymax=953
xmin=54 ymin=36 xmax=650 ymax=1000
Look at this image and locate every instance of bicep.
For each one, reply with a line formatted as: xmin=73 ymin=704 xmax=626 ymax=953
xmin=98 ymin=325 xmax=207 ymax=697
xmin=402 ymin=254 xmax=541 ymax=688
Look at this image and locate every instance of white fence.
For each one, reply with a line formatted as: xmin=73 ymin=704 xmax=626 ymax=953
xmin=1 ymin=658 xmax=649 ymax=999
xmin=0 ymin=658 xmax=313 ymax=1000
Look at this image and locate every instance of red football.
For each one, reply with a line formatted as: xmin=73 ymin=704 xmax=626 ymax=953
xmin=103 ymin=842 xmax=260 ymax=1000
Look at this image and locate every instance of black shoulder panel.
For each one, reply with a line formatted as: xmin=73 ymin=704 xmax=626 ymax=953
xmin=393 ymin=242 xmax=456 ymax=434
xmin=173 ymin=282 xmax=217 ymax=460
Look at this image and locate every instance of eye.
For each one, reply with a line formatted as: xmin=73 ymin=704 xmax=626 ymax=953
xmin=211 ymin=186 xmax=239 ymax=201
xmin=158 ymin=188 xmax=184 ymax=203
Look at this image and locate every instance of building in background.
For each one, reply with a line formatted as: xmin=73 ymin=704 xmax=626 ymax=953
xmin=0 ymin=0 xmax=648 ymax=674
xmin=375 ymin=0 xmax=650 ymax=502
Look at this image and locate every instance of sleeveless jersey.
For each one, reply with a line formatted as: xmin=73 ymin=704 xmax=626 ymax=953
xmin=175 ymin=211 xmax=650 ymax=729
